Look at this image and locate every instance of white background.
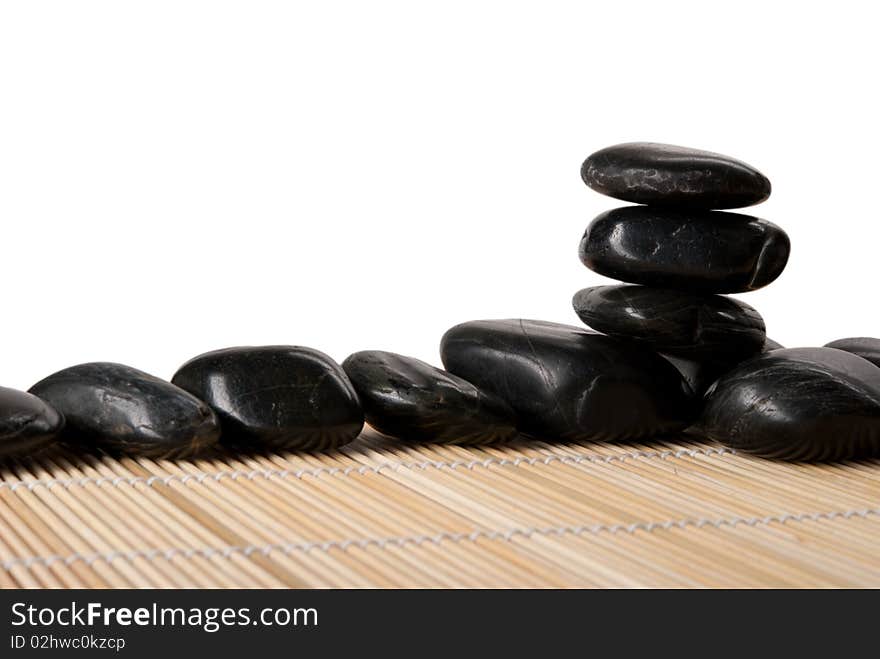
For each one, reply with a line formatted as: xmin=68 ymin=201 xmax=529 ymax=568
xmin=1 ymin=1 xmax=877 ymax=388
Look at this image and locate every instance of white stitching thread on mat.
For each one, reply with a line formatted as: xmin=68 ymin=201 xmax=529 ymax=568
xmin=1 ymin=504 xmax=875 ymax=572
xmin=0 ymin=445 xmax=734 ymax=492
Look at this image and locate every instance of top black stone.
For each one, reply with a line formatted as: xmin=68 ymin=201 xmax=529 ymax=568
xmin=581 ymin=142 xmax=771 ymax=209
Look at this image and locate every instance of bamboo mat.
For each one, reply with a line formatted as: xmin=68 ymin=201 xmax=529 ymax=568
xmin=1 ymin=429 xmax=878 ymax=588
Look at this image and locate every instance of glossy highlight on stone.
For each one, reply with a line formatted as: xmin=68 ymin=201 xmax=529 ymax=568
xmin=440 ymin=319 xmax=694 ymax=442
xmin=579 ymin=206 xmax=790 ymax=293
xmin=581 ymin=142 xmax=771 ymax=209
xmin=572 ymin=285 xmax=766 ymax=359
xmin=824 ymin=337 xmax=880 ymax=368
xmin=29 ymin=363 xmax=220 ymax=459
xmin=342 ymin=350 xmax=517 ymax=445
xmin=172 ymin=346 xmax=364 ymax=452
xmin=699 ymin=348 xmax=880 ymax=461
xmin=0 ymin=386 xmax=64 ymax=458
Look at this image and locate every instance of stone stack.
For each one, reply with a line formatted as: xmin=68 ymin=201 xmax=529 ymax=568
xmin=574 ymin=142 xmax=789 ymax=397
xmin=574 ymin=143 xmax=880 ymax=462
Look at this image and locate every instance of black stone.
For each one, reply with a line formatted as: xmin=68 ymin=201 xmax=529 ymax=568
xmin=699 ymin=348 xmax=880 ymax=461
xmin=342 ymin=350 xmax=517 ymax=445
xmin=579 ymin=206 xmax=790 ymax=294
xmin=29 ymin=363 xmax=220 ymax=459
xmin=581 ymin=142 xmax=771 ymax=209
xmin=572 ymin=285 xmax=766 ymax=359
xmin=440 ymin=319 xmax=694 ymax=442
xmin=172 ymin=346 xmax=363 ymax=452
xmin=824 ymin=337 xmax=880 ymax=368
xmin=663 ymin=337 xmax=785 ymax=398
xmin=0 ymin=387 xmax=64 ymax=459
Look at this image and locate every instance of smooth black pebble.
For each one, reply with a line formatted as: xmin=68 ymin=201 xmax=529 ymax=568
xmin=580 ymin=142 xmax=771 ymax=209
xmin=29 ymin=363 xmax=220 ymax=459
xmin=572 ymin=285 xmax=766 ymax=359
xmin=699 ymin=348 xmax=880 ymax=461
xmin=342 ymin=350 xmax=517 ymax=445
xmin=440 ymin=319 xmax=694 ymax=442
xmin=172 ymin=346 xmax=363 ymax=452
xmin=824 ymin=337 xmax=880 ymax=368
xmin=579 ymin=206 xmax=790 ymax=294
xmin=0 ymin=387 xmax=64 ymax=458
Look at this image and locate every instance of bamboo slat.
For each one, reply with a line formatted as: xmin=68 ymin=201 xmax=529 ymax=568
xmin=1 ymin=429 xmax=878 ymax=588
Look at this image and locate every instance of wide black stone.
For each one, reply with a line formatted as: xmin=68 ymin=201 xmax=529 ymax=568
xmin=440 ymin=319 xmax=694 ymax=442
xmin=699 ymin=348 xmax=880 ymax=461
xmin=663 ymin=337 xmax=785 ymax=398
xmin=824 ymin=337 xmax=880 ymax=368
xmin=572 ymin=285 xmax=766 ymax=359
xmin=579 ymin=206 xmax=790 ymax=294
xmin=342 ymin=350 xmax=517 ymax=445
xmin=29 ymin=363 xmax=220 ymax=459
xmin=0 ymin=387 xmax=64 ymax=459
xmin=172 ymin=346 xmax=363 ymax=451
xmin=581 ymin=142 xmax=771 ymax=209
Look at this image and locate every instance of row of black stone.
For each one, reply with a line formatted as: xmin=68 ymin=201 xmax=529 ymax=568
xmin=0 ymin=336 xmax=666 ymax=460
xmin=2 ymin=330 xmax=880 ymax=462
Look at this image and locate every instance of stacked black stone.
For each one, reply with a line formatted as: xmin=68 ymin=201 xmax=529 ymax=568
xmin=575 ymin=142 xmax=788 ymax=398
xmin=433 ymin=143 xmax=786 ymax=449
xmin=576 ymin=143 xmax=880 ymax=462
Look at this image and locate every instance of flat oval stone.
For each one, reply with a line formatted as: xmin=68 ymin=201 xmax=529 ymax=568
xmin=824 ymin=337 xmax=880 ymax=368
xmin=440 ymin=319 xmax=694 ymax=442
xmin=342 ymin=350 xmax=517 ymax=445
xmin=29 ymin=363 xmax=220 ymax=459
xmin=663 ymin=337 xmax=784 ymax=398
xmin=572 ymin=285 xmax=766 ymax=359
xmin=699 ymin=348 xmax=880 ymax=461
xmin=0 ymin=387 xmax=64 ymax=458
xmin=172 ymin=346 xmax=363 ymax=451
xmin=579 ymin=206 xmax=790 ymax=293
xmin=581 ymin=142 xmax=771 ymax=209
